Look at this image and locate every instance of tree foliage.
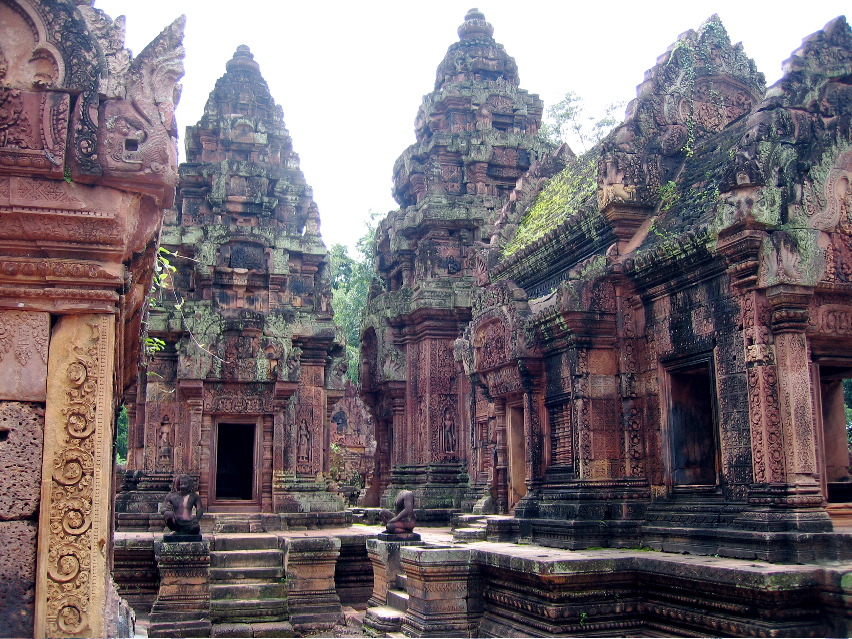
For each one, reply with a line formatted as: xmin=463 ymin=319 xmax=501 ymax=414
xmin=540 ymin=91 xmax=625 ymax=152
xmin=329 ymin=214 xmax=380 ymax=383
xmin=115 ymin=405 xmax=128 ymax=465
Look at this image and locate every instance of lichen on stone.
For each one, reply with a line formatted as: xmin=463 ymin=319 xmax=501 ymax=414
xmin=504 ymin=147 xmax=600 ymax=256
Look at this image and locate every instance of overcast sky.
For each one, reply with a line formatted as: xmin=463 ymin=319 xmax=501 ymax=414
xmin=95 ymin=1 xmax=849 ymax=253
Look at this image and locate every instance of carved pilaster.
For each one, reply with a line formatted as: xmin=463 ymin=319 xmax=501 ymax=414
xmin=183 ymin=381 xmax=204 ymax=476
xmin=35 ymin=314 xmax=115 ymax=638
xmin=493 ymin=399 xmax=508 ymax=514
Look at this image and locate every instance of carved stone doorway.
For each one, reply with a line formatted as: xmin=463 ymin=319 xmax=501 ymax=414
xmin=507 ymin=404 xmax=527 ymax=510
xmin=666 ymin=359 xmax=719 ymax=489
xmin=814 ymin=365 xmax=852 ymax=505
xmin=212 ymin=421 xmax=260 ymax=510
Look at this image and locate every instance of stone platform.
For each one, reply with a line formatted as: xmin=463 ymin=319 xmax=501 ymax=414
xmin=116 ymin=524 xmax=852 ymax=637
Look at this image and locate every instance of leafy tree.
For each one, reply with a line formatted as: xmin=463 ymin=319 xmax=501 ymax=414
xmin=115 ymin=405 xmax=128 ymax=465
xmin=541 ymin=91 xmax=625 ymax=152
xmin=329 ymin=213 xmax=380 ymax=383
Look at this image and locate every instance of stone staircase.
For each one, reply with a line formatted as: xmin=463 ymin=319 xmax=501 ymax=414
xmin=363 ymin=573 xmax=409 ymax=637
xmin=209 ymin=533 xmax=288 ymax=624
xmin=452 ymin=514 xmax=488 ymax=542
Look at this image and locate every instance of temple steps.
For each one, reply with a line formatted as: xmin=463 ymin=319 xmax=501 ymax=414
xmin=452 ymin=514 xmax=488 ymax=542
xmin=211 ymin=549 xmax=283 ymax=568
xmin=362 ymin=605 xmax=404 ymax=636
xmin=209 ymin=534 xmax=288 ymax=624
xmin=209 ymin=566 xmax=283 ymax=581
xmin=385 ymin=588 xmax=409 ymax=611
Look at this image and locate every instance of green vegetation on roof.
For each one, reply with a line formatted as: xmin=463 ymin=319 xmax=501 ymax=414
xmin=504 ymin=148 xmax=600 ymax=257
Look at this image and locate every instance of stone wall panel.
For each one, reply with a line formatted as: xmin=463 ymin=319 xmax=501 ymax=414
xmin=0 ymin=520 xmax=37 ymax=638
xmin=0 ymin=401 xmax=44 ymax=519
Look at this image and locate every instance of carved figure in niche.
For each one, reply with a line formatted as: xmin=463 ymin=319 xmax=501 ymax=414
xmin=156 ymin=415 xmax=173 ymax=472
xmin=332 ymin=409 xmax=348 ymax=433
xmin=379 ymin=489 xmax=416 ymax=534
xmin=447 ymin=254 xmax=461 ymax=274
xmin=161 ymin=474 xmax=204 ymax=536
xmin=286 ymin=346 xmax=302 ymax=381
xmin=442 ymin=406 xmax=457 ymax=452
xmin=297 ymin=420 xmax=311 ymax=462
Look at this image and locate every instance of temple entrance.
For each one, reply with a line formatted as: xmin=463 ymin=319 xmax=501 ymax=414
xmin=814 ymin=365 xmax=852 ymax=504
xmin=507 ymin=404 xmax=527 ymax=510
xmin=214 ymin=422 xmax=257 ymax=503
xmin=666 ymin=360 xmax=719 ymax=488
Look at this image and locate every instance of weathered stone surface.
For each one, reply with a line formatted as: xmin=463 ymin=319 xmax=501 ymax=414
xmin=121 ymin=44 xmax=345 ymax=521
xmin=363 ymin=8 xmax=852 ymax=566
xmin=148 ymin=540 xmax=212 ymax=638
xmin=360 ymin=9 xmax=548 ymax=517
xmin=0 ymin=312 xmax=48 ymax=401
xmin=37 ymin=314 xmax=117 ymax=638
xmin=0 ymin=4 xmax=182 ymax=635
xmin=0 ymin=402 xmax=43 ymax=519
xmin=0 ymin=520 xmax=36 ymax=638
xmin=330 ymin=380 xmax=375 ymax=495
xmin=285 ymin=537 xmax=344 ymax=631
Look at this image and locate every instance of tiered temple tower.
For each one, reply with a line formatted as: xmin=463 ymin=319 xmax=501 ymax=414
xmin=360 ymin=9 xmax=548 ymax=516
xmin=123 ymin=46 xmax=347 ymax=523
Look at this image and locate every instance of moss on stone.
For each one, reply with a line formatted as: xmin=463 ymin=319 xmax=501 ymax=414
xmin=504 ymin=148 xmax=600 ymax=257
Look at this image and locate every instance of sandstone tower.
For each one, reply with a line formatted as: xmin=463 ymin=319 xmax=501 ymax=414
xmin=122 ymin=46 xmax=347 ymax=525
xmin=359 ymin=9 xmax=549 ymax=515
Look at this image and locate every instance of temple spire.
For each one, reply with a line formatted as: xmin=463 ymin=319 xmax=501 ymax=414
xmin=457 ymin=7 xmax=494 ymax=39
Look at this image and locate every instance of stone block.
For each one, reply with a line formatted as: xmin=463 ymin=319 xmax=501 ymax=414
xmin=0 ymin=520 xmax=36 ymax=639
xmin=367 ymin=538 xmax=425 ymax=606
xmin=399 ymin=545 xmax=480 ymax=637
xmin=0 ymin=312 xmax=48 ymax=401
xmin=149 ymin=540 xmax=212 ymax=638
xmin=211 ymin=622 xmax=251 ymax=637
xmin=0 ymin=311 xmax=50 ymax=402
xmin=0 ymin=401 xmax=43 ymax=519
xmin=251 ymin=620 xmax=297 ymax=637
xmin=285 ymin=536 xmax=344 ymax=631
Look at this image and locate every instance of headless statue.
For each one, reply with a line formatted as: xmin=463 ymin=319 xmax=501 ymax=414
xmin=379 ymin=489 xmax=416 ymax=534
xmin=161 ymin=473 xmax=204 ymax=536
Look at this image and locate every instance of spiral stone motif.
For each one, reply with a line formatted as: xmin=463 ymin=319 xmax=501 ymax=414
xmin=65 ymin=408 xmax=94 ymax=438
xmin=52 ymin=448 xmax=93 ymax=486
xmin=48 ymin=552 xmax=81 ymax=583
xmin=66 ymin=361 xmax=87 ymax=385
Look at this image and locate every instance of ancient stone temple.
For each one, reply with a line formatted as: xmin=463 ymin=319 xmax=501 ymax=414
xmin=356 ymin=12 xmax=852 ymax=637
xmin=359 ymin=8 xmax=549 ymax=516
xmin=119 ymin=45 xmax=347 ymax=526
xmin=454 ymin=14 xmax=852 ymax=561
xmin=0 ymin=1 xmax=183 ymax=636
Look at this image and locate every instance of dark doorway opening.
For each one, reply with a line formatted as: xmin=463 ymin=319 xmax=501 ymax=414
xmin=817 ymin=367 xmax=852 ymax=503
xmin=668 ymin=362 xmax=718 ymax=487
xmin=215 ymin=423 xmax=255 ymax=500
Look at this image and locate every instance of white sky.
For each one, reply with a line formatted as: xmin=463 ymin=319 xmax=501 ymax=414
xmin=95 ymin=1 xmax=849 ymax=253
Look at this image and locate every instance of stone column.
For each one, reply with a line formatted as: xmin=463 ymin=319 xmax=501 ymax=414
xmin=391 ymin=391 xmax=406 ymax=468
xmin=736 ymin=285 xmax=832 ymax=535
xmin=148 ymin=539 xmax=211 ymax=638
xmin=399 ymin=545 xmax=481 ymax=637
xmin=35 ymin=315 xmax=116 ymax=638
xmin=493 ymin=399 xmax=508 ymax=514
xmin=285 ymin=537 xmax=344 ymax=632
